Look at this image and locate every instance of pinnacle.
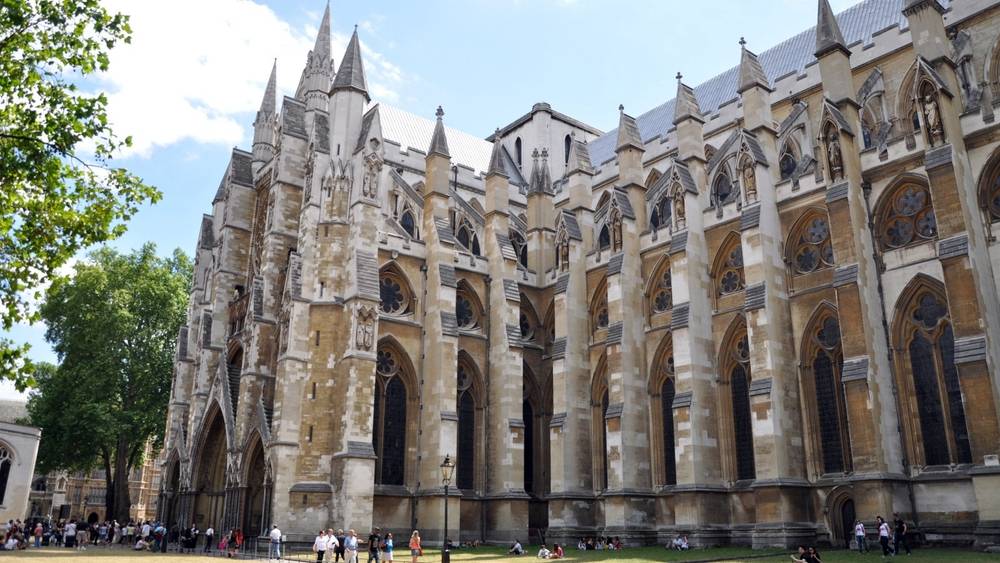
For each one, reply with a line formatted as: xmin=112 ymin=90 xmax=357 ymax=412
xmin=815 ymin=0 xmax=849 ymax=57
xmin=428 ymin=106 xmax=450 ymax=159
xmin=737 ymin=39 xmax=772 ymax=94
xmin=258 ymin=60 xmax=277 ymax=116
xmin=332 ymin=25 xmax=369 ymax=100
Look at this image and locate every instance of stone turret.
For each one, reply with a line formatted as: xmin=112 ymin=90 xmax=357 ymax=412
xmin=737 ymin=38 xmax=773 ymax=132
xmin=252 ymin=61 xmax=277 ymax=172
xmin=332 ymin=27 xmax=369 ymax=102
xmin=296 ymin=3 xmax=332 ymax=111
xmin=329 ymin=26 xmax=368 ymax=160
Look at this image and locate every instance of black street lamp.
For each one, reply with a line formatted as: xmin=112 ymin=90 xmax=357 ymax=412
xmin=440 ymin=454 xmax=455 ymax=563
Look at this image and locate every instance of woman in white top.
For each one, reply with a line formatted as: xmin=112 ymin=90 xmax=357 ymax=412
xmin=877 ymin=516 xmax=891 ymax=556
xmin=314 ymin=530 xmax=328 ymax=563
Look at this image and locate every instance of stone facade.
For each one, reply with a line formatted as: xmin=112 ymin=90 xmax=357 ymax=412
xmin=162 ymin=0 xmax=1000 ymax=548
xmin=0 ymin=401 xmax=40 ymax=524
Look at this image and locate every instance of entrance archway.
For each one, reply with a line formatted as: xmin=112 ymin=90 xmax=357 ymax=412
xmin=164 ymin=458 xmax=181 ymax=528
xmin=840 ymin=499 xmax=856 ymax=549
xmin=193 ymin=406 xmax=228 ymax=530
xmin=242 ymin=436 xmax=266 ymax=537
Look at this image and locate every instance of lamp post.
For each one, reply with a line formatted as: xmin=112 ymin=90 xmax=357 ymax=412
xmin=440 ymin=454 xmax=455 ymax=563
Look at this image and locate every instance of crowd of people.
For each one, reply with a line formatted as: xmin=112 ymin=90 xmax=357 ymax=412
xmin=308 ymin=526 xmax=429 ymax=563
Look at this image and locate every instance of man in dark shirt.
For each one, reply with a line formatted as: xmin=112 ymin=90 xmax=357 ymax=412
xmin=892 ymin=513 xmax=911 ymax=555
xmin=367 ymin=527 xmax=382 ymax=563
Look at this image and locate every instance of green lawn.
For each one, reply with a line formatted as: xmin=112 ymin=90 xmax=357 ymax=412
xmin=5 ymin=545 xmax=998 ymax=562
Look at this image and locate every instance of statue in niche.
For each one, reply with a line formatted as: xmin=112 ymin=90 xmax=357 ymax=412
xmin=826 ymin=131 xmax=843 ymax=181
xmin=740 ymin=157 xmax=757 ymax=202
xmin=673 ymin=189 xmax=686 ymax=231
xmin=303 ymin=146 xmax=315 ymax=203
xmin=611 ymin=211 xmax=623 ymax=252
xmin=356 ymin=306 xmax=376 ymax=351
xmin=362 ymin=139 xmax=383 ymax=199
xmin=556 ymin=230 xmax=570 ymax=272
xmin=923 ymin=94 xmax=944 ymax=146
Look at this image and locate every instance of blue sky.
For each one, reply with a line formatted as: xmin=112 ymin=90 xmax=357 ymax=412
xmin=1 ymin=0 xmax=858 ymax=400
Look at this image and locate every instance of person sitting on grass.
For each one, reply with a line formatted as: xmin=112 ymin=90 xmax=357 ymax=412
xmin=612 ymin=537 xmax=622 ymax=550
xmin=577 ymin=539 xmax=586 ymax=550
xmin=549 ymin=544 xmax=564 ymax=559
xmin=508 ymin=539 xmax=524 ymax=555
xmin=134 ymin=537 xmax=149 ymax=551
xmin=537 ymin=543 xmax=551 ymax=559
xmin=790 ymin=545 xmax=821 ymax=563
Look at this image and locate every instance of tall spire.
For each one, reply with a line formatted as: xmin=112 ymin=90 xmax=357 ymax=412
xmin=314 ymin=3 xmax=332 ymax=65
xmin=815 ymin=0 xmax=849 ymax=57
xmin=672 ymin=72 xmax=703 ymax=125
xmin=428 ymin=106 xmax=450 ymax=158
xmin=486 ymin=130 xmax=507 ymax=178
xmin=737 ymin=38 xmax=773 ymax=94
xmin=332 ymin=25 xmax=370 ymax=101
xmin=615 ymin=104 xmax=643 ymax=153
xmin=296 ymin=3 xmax=332 ymax=105
xmin=258 ymin=60 xmax=277 ymax=117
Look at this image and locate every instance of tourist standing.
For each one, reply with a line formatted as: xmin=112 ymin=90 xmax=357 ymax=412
xmin=408 ymin=531 xmax=421 ymax=563
xmin=269 ymin=524 xmax=283 ymax=561
xmin=385 ymin=532 xmax=394 ymax=562
xmin=64 ymin=520 xmax=76 ymax=549
xmin=205 ymin=525 xmax=215 ymax=553
xmin=854 ymin=519 xmax=867 ymax=553
xmin=892 ymin=513 xmax=911 ymax=555
xmin=335 ymin=529 xmax=347 ymax=562
xmin=877 ymin=516 xmax=891 ymax=556
xmin=141 ymin=521 xmax=151 ymax=542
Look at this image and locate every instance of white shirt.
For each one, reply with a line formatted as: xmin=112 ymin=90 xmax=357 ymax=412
xmin=879 ymin=523 xmax=890 ymax=537
xmin=206 ymin=527 xmax=214 ymax=537
xmin=855 ymin=523 xmax=865 ymax=536
xmin=327 ymin=536 xmax=340 ymax=550
xmin=537 ymin=548 xmax=550 ymax=558
xmin=314 ymin=535 xmax=328 ymax=551
xmin=269 ymin=528 xmax=282 ymax=542
xmin=66 ymin=523 xmax=76 ymax=537
xmin=141 ymin=524 xmax=151 ymax=537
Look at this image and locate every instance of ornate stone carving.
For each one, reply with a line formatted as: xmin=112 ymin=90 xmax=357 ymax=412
xmin=556 ymin=228 xmax=570 ymax=272
xmin=669 ymin=182 xmax=687 ymax=231
xmin=362 ymin=147 xmax=383 ymax=200
xmin=356 ymin=305 xmax=377 ymax=351
xmin=922 ymin=94 xmax=944 ymax=146
xmin=740 ymin=156 xmax=757 ymax=203
xmin=303 ymin=143 xmax=315 ymax=203
xmin=826 ymin=130 xmax=843 ymax=181
xmin=610 ymin=208 xmax=623 ymax=252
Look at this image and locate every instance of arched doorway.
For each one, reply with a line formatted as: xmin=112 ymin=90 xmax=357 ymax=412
xmin=242 ymin=437 xmax=266 ymax=537
xmin=193 ymin=407 xmax=228 ymax=530
xmin=164 ymin=459 xmax=181 ymax=529
xmin=840 ymin=499 xmax=856 ymax=550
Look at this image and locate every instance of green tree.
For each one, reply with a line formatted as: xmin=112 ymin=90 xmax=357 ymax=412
xmin=27 ymin=243 xmax=190 ymax=522
xmin=1 ymin=0 xmax=160 ymax=389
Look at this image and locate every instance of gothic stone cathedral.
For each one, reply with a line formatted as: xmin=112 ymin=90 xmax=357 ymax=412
xmin=160 ymin=0 xmax=1000 ymax=549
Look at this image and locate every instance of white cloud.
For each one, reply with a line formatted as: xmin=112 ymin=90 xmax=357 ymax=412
xmin=97 ymin=1 xmax=406 ymax=158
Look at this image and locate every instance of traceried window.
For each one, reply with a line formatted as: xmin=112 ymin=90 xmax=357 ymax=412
xmin=455 ymin=284 xmax=482 ymax=331
xmin=807 ymin=314 xmax=851 ymax=474
xmin=599 ymin=388 xmax=610 ymax=491
xmin=877 ymin=183 xmax=937 ymax=251
xmin=651 ymin=268 xmax=672 ymax=313
xmin=650 ymin=196 xmax=672 ymax=231
xmin=725 ymin=329 xmax=755 ymax=481
xmin=716 ymin=237 xmax=745 ymax=296
xmin=0 ymin=444 xmax=11 ymax=505
xmin=510 ymin=230 xmax=528 ymax=268
xmin=456 ymin=219 xmax=481 ymax=256
xmin=399 ymin=210 xmax=417 ymax=238
xmin=713 ymin=170 xmax=737 ymax=206
xmin=515 ymin=137 xmax=523 ymax=168
xmin=457 ymin=362 xmax=476 ymax=490
xmin=374 ymin=346 xmax=408 ymax=486
xmin=779 ymin=146 xmax=797 ymax=180
xmin=898 ymin=289 xmax=971 ymax=466
xmin=379 ymin=269 xmax=413 ymax=316
xmin=979 ymin=151 xmax=1000 ymax=222
xmin=657 ymin=351 xmax=677 ymax=486
xmin=523 ymin=399 xmax=535 ymax=494
xmin=790 ymin=212 xmax=834 ymax=274
xmin=564 ymin=134 xmax=572 ymax=165
xmin=598 ymin=225 xmax=611 ymax=250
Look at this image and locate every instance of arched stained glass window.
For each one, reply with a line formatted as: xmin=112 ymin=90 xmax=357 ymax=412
xmin=716 ymin=236 xmax=745 ymax=296
xmin=790 ymin=212 xmax=835 ymax=274
xmin=601 ymin=389 xmax=610 ymax=490
xmin=374 ymin=346 xmax=408 ymax=486
xmin=651 ymin=268 xmax=672 ymax=313
xmin=724 ymin=326 xmax=755 ymax=482
xmin=713 ymin=171 xmax=737 ymax=205
xmin=810 ymin=315 xmax=849 ymax=474
xmin=877 ymin=183 xmax=936 ymax=251
xmin=380 ymin=269 xmax=413 ymax=316
xmin=523 ymin=400 xmax=534 ymax=495
xmin=457 ymin=390 xmax=476 ymax=490
xmin=0 ymin=445 xmax=11 ymax=506
xmin=400 ymin=210 xmax=416 ymax=238
xmin=661 ymin=375 xmax=676 ymax=486
xmin=598 ymin=225 xmax=611 ymax=250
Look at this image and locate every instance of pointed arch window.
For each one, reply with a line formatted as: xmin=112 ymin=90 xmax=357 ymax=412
xmin=510 ymin=230 xmax=528 ymax=268
xmin=457 ymin=361 xmax=477 ymax=490
xmin=715 ymin=236 xmax=745 ymax=296
xmin=0 ymin=444 xmax=11 ymax=505
xmin=455 ymin=286 xmax=482 ymax=331
xmin=651 ymin=266 xmax=672 ymax=313
xmin=598 ymin=224 xmax=611 ymax=250
xmin=713 ymin=170 xmax=737 ymax=206
xmin=522 ymin=399 xmax=535 ymax=494
xmin=379 ymin=268 xmax=414 ymax=316
xmin=650 ymin=195 xmax=672 ymax=232
xmin=896 ymin=289 xmax=971 ymax=466
xmin=374 ymin=346 xmax=409 ymax=486
xmin=564 ymin=134 xmax=572 ymax=165
xmin=592 ymin=285 xmax=609 ymax=335
xmin=876 ymin=182 xmax=937 ymax=251
xmin=456 ymin=219 xmax=481 ymax=256
xmin=978 ymin=150 xmax=1000 ymax=222
xmin=805 ymin=314 xmax=851 ymax=474
xmin=399 ymin=209 xmax=417 ymax=239
xmin=515 ymin=137 xmax=523 ymax=168
xmin=654 ymin=346 xmax=677 ymax=487
xmin=789 ymin=212 xmax=834 ymax=274
xmin=722 ymin=325 xmax=755 ymax=481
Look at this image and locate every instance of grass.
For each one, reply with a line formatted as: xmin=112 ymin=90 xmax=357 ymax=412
xmin=3 ymin=545 xmax=998 ymax=563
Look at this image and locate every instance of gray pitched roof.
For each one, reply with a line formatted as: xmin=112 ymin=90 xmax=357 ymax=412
xmin=587 ymin=0 xmax=935 ymax=167
xmin=332 ymin=28 xmax=369 ymax=100
xmin=816 ymin=0 xmax=849 ymax=56
xmin=616 ymin=109 xmax=643 ymax=152
xmin=231 ymin=150 xmax=253 ymax=186
xmin=559 ymin=210 xmax=582 ymax=241
xmin=428 ymin=106 xmax=450 ymax=158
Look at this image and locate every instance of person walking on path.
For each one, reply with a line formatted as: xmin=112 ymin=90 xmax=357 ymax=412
xmin=325 ymin=529 xmax=340 ymax=562
xmin=205 ymin=526 xmax=215 ymax=553
xmin=268 ymin=524 xmax=283 ymax=561
xmin=892 ymin=513 xmax=911 ymax=555
xmin=344 ymin=530 xmax=359 ymax=563
xmin=367 ymin=527 xmax=382 ymax=563
xmin=877 ymin=516 xmax=892 ymax=556
xmin=314 ymin=529 xmax=328 ymax=563
xmin=384 ymin=532 xmax=394 ymax=562
xmin=408 ymin=531 xmax=421 ymax=563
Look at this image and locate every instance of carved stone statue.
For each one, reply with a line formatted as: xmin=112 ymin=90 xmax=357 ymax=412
xmin=611 ymin=211 xmax=623 ymax=252
xmin=923 ymin=94 xmax=944 ymax=146
xmin=303 ymin=146 xmax=315 ymax=202
xmin=740 ymin=158 xmax=757 ymax=202
xmin=827 ymin=132 xmax=843 ymax=181
xmin=356 ymin=306 xmax=377 ymax=351
xmin=673 ymin=193 xmax=686 ymax=231
xmin=362 ymin=152 xmax=383 ymax=199
xmin=556 ymin=230 xmax=570 ymax=272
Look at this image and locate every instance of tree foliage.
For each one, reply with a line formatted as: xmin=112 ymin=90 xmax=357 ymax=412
xmin=1 ymin=0 xmax=160 ymax=389
xmin=27 ymin=243 xmax=190 ymax=522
